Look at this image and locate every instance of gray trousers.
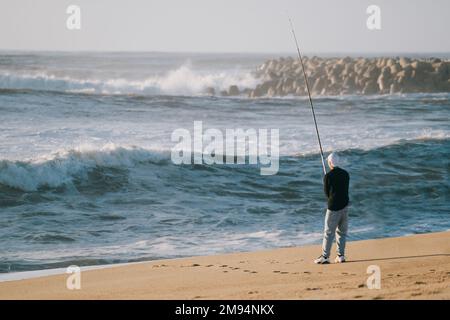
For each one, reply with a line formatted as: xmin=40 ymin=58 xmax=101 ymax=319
xmin=322 ymin=206 xmax=348 ymax=258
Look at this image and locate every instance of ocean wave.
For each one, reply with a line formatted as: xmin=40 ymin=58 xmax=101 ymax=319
xmin=0 ymin=65 xmax=260 ymax=96
xmin=0 ymin=144 xmax=170 ymax=192
xmin=0 ymin=137 xmax=448 ymax=193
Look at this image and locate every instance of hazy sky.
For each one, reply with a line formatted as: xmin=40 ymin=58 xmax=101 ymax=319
xmin=1 ymin=0 xmax=449 ymax=53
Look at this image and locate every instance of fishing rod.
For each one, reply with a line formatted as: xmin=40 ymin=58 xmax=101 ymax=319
xmin=288 ymin=18 xmax=327 ymax=175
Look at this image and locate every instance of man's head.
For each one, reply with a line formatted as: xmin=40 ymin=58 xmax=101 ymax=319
xmin=327 ymin=152 xmax=340 ymax=169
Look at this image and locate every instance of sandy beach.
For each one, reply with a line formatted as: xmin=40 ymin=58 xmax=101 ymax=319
xmin=0 ymin=231 xmax=448 ymax=300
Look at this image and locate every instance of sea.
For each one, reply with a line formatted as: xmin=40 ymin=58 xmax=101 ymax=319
xmin=0 ymin=52 xmax=449 ymax=274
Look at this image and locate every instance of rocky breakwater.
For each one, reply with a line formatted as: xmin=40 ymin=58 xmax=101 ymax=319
xmin=217 ymin=56 xmax=450 ymax=97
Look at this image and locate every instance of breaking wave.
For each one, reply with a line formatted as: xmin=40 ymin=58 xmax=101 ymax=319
xmin=0 ymin=144 xmax=170 ymax=192
xmin=1 ymin=137 xmax=448 ymax=192
xmin=0 ymin=65 xmax=260 ymax=96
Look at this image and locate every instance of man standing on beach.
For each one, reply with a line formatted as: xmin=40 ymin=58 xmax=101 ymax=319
xmin=314 ymin=152 xmax=350 ymax=264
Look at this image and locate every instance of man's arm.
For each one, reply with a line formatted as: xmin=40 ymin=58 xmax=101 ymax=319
xmin=323 ymin=174 xmax=330 ymax=198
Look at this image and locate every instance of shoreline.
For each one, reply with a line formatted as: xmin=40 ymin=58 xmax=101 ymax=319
xmin=0 ymin=229 xmax=446 ymax=283
xmin=0 ymin=231 xmax=448 ymax=299
xmin=0 ymin=262 xmax=151 ymax=283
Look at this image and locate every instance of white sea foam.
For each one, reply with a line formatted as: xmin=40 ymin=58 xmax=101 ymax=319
xmin=0 ymin=229 xmax=319 ymax=265
xmin=0 ymin=65 xmax=260 ymax=96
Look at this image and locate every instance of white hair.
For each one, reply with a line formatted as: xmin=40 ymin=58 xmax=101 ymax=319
xmin=327 ymin=152 xmax=340 ymax=168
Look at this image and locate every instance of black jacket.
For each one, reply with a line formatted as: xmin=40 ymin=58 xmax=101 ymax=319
xmin=323 ymin=167 xmax=349 ymax=211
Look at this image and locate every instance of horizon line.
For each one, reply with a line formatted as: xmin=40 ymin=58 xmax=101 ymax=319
xmin=0 ymin=49 xmax=449 ymax=56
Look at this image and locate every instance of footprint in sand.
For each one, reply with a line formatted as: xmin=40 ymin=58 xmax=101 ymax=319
xmin=414 ymin=281 xmax=427 ymax=285
xmin=372 ymin=296 xmax=384 ymax=300
xmin=358 ymin=284 xmax=365 ymax=288
xmin=303 ymin=271 xmax=311 ymax=274
xmin=272 ymin=271 xmax=288 ymax=274
xmin=306 ymin=287 xmax=322 ymax=291
xmin=191 ymin=263 xmax=201 ymax=267
xmin=220 ymin=265 xmax=228 ymax=267
xmin=205 ymin=264 xmax=214 ymax=267
xmin=248 ymin=291 xmax=258 ymax=295
xmin=152 ymin=264 xmax=168 ymax=268
xmin=223 ymin=271 xmax=228 ymax=273
xmin=354 ymin=295 xmax=363 ymax=299
xmin=243 ymin=270 xmax=258 ymax=273
xmin=411 ymin=292 xmax=422 ymax=297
